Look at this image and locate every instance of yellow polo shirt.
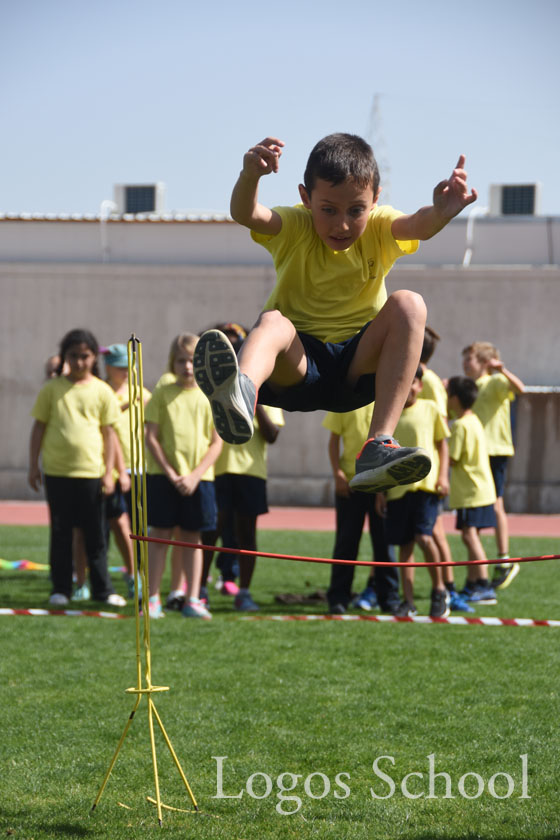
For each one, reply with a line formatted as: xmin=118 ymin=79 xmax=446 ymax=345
xmin=252 ymin=204 xmax=418 ymax=343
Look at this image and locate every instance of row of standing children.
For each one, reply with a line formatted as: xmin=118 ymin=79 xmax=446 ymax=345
xmin=32 ymin=326 xmax=282 ymax=617
xmin=324 ymin=327 xmax=524 ymax=618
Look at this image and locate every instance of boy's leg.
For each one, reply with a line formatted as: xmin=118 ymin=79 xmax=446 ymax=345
xmin=347 ymin=291 xmax=426 ymax=437
xmin=461 ymin=526 xmax=497 ymax=604
xmin=415 ymin=532 xmax=450 ymax=618
xmin=327 ymin=493 xmax=365 ymax=611
xmin=347 ymin=291 xmax=431 ymax=493
xmin=194 ymin=311 xmax=306 ymax=444
xmin=399 ymin=542 xmax=416 ymax=606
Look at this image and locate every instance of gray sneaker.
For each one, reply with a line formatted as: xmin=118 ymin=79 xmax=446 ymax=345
xmin=348 ymin=436 xmax=431 ymax=494
xmin=193 ymin=330 xmax=257 ymax=444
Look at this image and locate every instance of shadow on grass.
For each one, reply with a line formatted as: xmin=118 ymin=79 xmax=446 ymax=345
xmin=41 ymin=823 xmax=92 ymax=837
xmin=414 ymin=835 xmax=560 ymax=840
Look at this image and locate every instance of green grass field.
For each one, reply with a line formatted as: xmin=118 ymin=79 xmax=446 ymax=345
xmin=1 ymin=524 xmax=559 ymax=840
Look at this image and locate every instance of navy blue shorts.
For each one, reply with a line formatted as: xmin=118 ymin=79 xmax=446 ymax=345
xmin=456 ymin=504 xmax=497 ymax=531
xmin=258 ymin=323 xmax=376 ymax=413
xmin=490 ymin=456 xmax=509 ymax=498
xmin=215 ymin=473 xmax=268 ymax=517
xmin=105 ymin=481 xmax=129 ymax=521
xmin=385 ymin=491 xmax=440 ymax=545
xmin=147 ymin=475 xmax=217 ymax=532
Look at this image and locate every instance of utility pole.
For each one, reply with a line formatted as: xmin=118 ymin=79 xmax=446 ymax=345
xmin=366 ymin=93 xmax=391 ymax=204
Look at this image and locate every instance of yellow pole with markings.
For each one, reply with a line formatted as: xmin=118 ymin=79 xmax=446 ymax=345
xmin=91 ymin=335 xmax=198 ymax=825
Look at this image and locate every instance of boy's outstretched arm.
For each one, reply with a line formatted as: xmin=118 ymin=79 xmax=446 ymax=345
xmin=391 ymin=155 xmax=478 ymax=241
xmin=230 ymin=137 xmax=285 ymax=235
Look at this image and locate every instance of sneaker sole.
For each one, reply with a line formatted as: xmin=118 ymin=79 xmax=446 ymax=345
xmin=349 ymin=450 xmax=431 ymax=494
xmin=430 ymin=607 xmax=451 ymax=618
xmin=492 ymin=563 xmax=520 ymax=590
xmin=193 ymin=331 xmax=254 ymax=444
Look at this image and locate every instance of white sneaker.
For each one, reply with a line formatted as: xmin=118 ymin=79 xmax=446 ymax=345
xmin=72 ymin=584 xmax=91 ymax=601
xmin=104 ymin=593 xmax=127 ymax=607
xmin=49 ymin=593 xmax=69 ymax=606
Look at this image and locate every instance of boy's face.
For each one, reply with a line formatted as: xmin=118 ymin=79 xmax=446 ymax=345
xmin=298 ymin=177 xmax=378 ymax=251
xmin=405 ymin=376 xmax=423 ymax=407
xmin=462 ymin=350 xmax=485 ymax=379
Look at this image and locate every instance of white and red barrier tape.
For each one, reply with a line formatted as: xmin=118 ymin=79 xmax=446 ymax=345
xmin=0 ymin=608 xmax=129 ymax=619
xmin=1 ymin=609 xmax=558 ymax=627
xmin=241 ymin=614 xmax=560 ymax=628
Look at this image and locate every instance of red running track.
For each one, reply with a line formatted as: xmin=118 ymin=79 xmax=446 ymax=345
xmin=0 ymin=501 xmax=559 ymax=537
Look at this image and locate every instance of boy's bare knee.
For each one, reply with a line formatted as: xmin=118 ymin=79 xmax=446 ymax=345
xmin=255 ymin=309 xmax=287 ymax=330
xmin=388 ymin=289 xmax=427 ymax=324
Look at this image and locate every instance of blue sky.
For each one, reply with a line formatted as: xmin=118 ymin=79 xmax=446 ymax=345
xmin=1 ymin=0 xmax=558 ymax=216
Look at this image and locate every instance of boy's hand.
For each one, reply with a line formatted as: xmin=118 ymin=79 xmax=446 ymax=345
xmin=433 ymin=155 xmax=478 ymax=221
xmin=375 ymin=493 xmax=387 ymax=518
xmin=243 ymin=137 xmax=285 ymax=178
xmin=436 ymin=476 xmax=449 ymax=497
xmin=487 ymin=357 xmax=504 ymax=372
xmin=28 ymin=466 xmax=42 ymax=491
xmin=334 ymin=469 xmax=350 ymax=497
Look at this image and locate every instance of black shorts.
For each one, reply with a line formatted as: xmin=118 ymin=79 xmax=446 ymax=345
xmin=147 ymin=475 xmax=217 ymax=532
xmin=385 ymin=491 xmax=440 ymax=545
xmin=258 ymin=322 xmax=376 ymax=413
xmin=215 ymin=473 xmax=268 ymax=517
xmin=489 ymin=456 xmax=509 ymax=498
xmin=456 ymin=504 xmax=497 ymax=531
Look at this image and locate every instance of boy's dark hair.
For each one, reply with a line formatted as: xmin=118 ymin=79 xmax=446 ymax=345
xmin=303 ymin=133 xmax=380 ymax=195
xmin=420 ymin=326 xmax=441 ymax=364
xmin=58 ymin=328 xmax=100 ymax=377
xmin=414 ymin=364 xmax=423 ymax=381
xmin=447 ymin=375 xmax=478 ymax=409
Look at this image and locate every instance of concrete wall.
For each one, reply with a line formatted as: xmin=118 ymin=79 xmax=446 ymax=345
xmin=1 ymin=214 xmax=560 ymax=266
xmin=2 ymin=261 xmax=559 ymax=510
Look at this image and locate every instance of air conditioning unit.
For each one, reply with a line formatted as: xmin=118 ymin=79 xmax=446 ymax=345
xmin=489 ymin=183 xmax=541 ymax=216
xmin=113 ymin=182 xmax=166 ymax=215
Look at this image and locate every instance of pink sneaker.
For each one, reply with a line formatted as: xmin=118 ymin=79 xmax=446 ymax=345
xmin=222 ymin=580 xmax=239 ymax=596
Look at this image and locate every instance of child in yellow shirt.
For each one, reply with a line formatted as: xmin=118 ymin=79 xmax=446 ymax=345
xmin=447 ymin=376 xmax=498 ymax=605
xmin=145 ymin=333 xmax=222 ymax=619
xmin=462 ymin=341 xmax=525 ymax=590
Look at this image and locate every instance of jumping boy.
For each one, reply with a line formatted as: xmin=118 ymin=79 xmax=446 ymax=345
xmin=194 ymin=133 xmax=477 ymax=493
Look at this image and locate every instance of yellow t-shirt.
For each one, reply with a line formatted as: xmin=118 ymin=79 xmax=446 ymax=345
xmin=322 ymin=404 xmax=374 ymax=481
xmin=31 ymin=376 xmax=120 ymax=478
xmin=144 ymin=383 xmax=216 ymax=480
xmin=154 ymin=371 xmax=177 ymax=390
xmin=473 ymin=373 xmax=515 ymax=456
xmin=215 ymin=406 xmax=284 ymax=480
xmin=387 ymin=399 xmax=450 ymax=500
xmin=251 ymin=204 xmax=419 ymax=343
xmin=448 ymin=413 xmax=497 ymax=510
xmin=114 ymin=387 xmax=152 ymax=471
xmin=418 ymin=368 xmax=448 ymax=417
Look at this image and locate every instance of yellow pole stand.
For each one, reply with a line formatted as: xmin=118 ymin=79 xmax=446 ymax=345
xmin=91 ymin=335 xmax=198 ymax=826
